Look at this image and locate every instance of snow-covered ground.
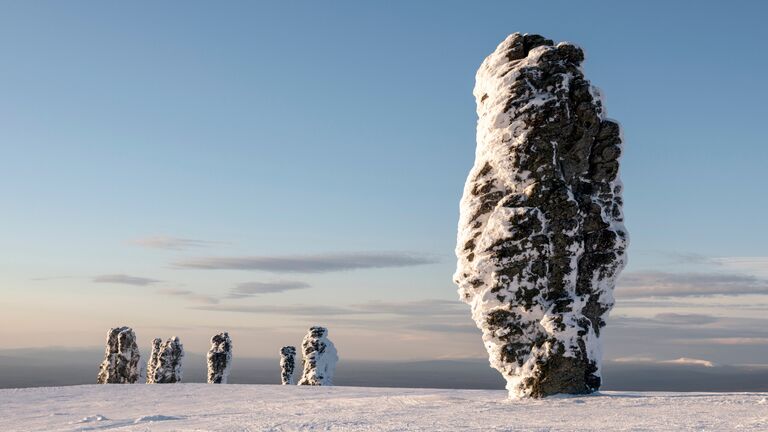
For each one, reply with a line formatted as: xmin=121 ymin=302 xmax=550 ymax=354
xmin=1 ymin=384 xmax=766 ymax=431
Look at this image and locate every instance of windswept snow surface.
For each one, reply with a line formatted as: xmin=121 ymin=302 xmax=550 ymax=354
xmin=1 ymin=385 xmax=766 ymax=431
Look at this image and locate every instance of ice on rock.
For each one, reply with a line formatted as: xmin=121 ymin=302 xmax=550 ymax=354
xmin=146 ymin=338 xmax=162 ymax=384
xmin=453 ymin=33 xmax=628 ymax=398
xmin=97 ymin=326 xmax=141 ymax=384
xmin=147 ymin=337 xmax=184 ymax=384
xmin=280 ymin=346 xmax=298 ymax=385
xmin=298 ymin=326 xmax=337 ymax=386
xmin=207 ymin=332 xmax=233 ymax=384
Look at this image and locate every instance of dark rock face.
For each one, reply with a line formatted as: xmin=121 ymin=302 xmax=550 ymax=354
xmin=298 ymin=326 xmax=338 ymax=386
xmin=207 ymin=332 xmax=233 ymax=384
xmin=453 ymin=33 xmax=628 ymax=398
xmin=97 ymin=326 xmax=140 ymax=384
xmin=279 ymin=346 xmax=298 ymax=385
xmin=147 ymin=337 xmax=184 ymax=384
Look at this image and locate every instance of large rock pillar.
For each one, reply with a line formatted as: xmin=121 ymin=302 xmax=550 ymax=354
xmin=97 ymin=326 xmax=140 ymax=384
xmin=147 ymin=336 xmax=184 ymax=383
xmin=279 ymin=345 xmax=298 ymax=385
xmin=207 ymin=332 xmax=233 ymax=384
xmin=298 ymin=326 xmax=337 ymax=386
xmin=454 ymin=33 xmax=628 ymax=398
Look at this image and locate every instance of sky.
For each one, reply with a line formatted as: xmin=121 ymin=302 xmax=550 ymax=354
xmin=1 ymin=0 xmax=767 ymax=373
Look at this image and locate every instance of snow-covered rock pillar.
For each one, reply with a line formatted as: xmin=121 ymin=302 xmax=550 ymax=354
xmin=454 ymin=33 xmax=628 ymax=398
xmin=146 ymin=338 xmax=162 ymax=384
xmin=147 ymin=337 xmax=184 ymax=384
xmin=97 ymin=326 xmax=140 ymax=384
xmin=207 ymin=332 xmax=233 ymax=384
xmin=298 ymin=326 xmax=337 ymax=386
xmin=279 ymin=346 xmax=298 ymax=385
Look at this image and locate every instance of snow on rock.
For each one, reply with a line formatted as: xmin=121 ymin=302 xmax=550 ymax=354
xmin=298 ymin=326 xmax=338 ymax=386
xmin=280 ymin=345 xmax=298 ymax=385
xmin=3 ymin=385 xmax=767 ymax=432
xmin=147 ymin=337 xmax=184 ymax=384
xmin=145 ymin=338 xmax=162 ymax=384
xmin=97 ymin=326 xmax=140 ymax=384
xmin=206 ymin=332 xmax=232 ymax=384
xmin=454 ymin=33 xmax=628 ymax=398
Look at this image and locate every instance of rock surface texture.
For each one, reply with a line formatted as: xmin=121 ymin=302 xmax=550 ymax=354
xmin=207 ymin=332 xmax=233 ymax=384
xmin=97 ymin=326 xmax=141 ymax=384
xmin=147 ymin=337 xmax=184 ymax=384
xmin=298 ymin=326 xmax=338 ymax=386
xmin=145 ymin=338 xmax=162 ymax=384
xmin=280 ymin=346 xmax=298 ymax=385
xmin=454 ymin=33 xmax=628 ymax=398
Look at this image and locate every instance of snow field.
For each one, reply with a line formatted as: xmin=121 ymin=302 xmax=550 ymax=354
xmin=1 ymin=384 xmax=766 ymax=431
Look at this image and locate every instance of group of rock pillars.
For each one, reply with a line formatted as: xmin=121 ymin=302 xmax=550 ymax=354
xmin=97 ymin=326 xmax=337 ymax=386
xmin=97 ymin=32 xmax=626 ymax=400
xmin=281 ymin=326 xmax=338 ymax=386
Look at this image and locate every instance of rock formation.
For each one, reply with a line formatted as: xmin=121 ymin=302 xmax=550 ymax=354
xmin=147 ymin=337 xmax=184 ymax=384
xmin=279 ymin=346 xmax=298 ymax=385
xmin=146 ymin=338 xmax=162 ymax=384
xmin=298 ymin=326 xmax=337 ymax=386
xmin=207 ymin=332 xmax=233 ymax=384
xmin=453 ymin=33 xmax=628 ymax=398
xmin=97 ymin=326 xmax=140 ymax=384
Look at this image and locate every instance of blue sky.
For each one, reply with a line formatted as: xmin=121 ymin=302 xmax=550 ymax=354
xmin=1 ymin=1 xmax=767 ymax=364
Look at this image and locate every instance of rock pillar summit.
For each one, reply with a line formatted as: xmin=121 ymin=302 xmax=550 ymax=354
xmin=454 ymin=33 xmax=628 ymax=398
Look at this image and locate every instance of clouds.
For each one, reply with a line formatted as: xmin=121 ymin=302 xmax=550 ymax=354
xmin=603 ymin=311 xmax=768 ymax=366
xmin=611 ymin=356 xmax=716 ymax=367
xmin=92 ymin=274 xmax=161 ymax=286
xmin=192 ymin=298 xmax=465 ymax=318
xmin=189 ymin=298 xmax=478 ymax=339
xmin=615 ymin=252 xmax=768 ymax=298
xmin=662 ymin=357 xmax=716 ymax=367
xmin=608 ymin=314 xmax=721 ymax=328
xmin=652 ymin=313 xmax=720 ymax=325
xmin=713 ymin=257 xmax=768 ymax=278
xmin=173 ymin=252 xmax=438 ymax=273
xmin=91 ymin=275 xmax=218 ymax=304
xmin=132 ymin=236 xmax=221 ymax=251
xmin=350 ymin=300 xmax=465 ymax=317
xmin=191 ymin=304 xmax=356 ymax=316
xmin=156 ymin=288 xmax=219 ymax=304
xmin=87 ymin=272 xmax=220 ymax=305
xmin=616 ymin=271 xmax=768 ymax=298
xmin=673 ymin=337 xmax=768 ymax=346
xmin=409 ymin=323 xmax=480 ymax=334
xmin=229 ymin=281 xmax=310 ymax=298
xmin=89 ymin=245 xmax=440 ymax=312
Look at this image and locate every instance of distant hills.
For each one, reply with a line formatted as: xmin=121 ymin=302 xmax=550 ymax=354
xmin=2 ymin=347 xmax=767 ymax=391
